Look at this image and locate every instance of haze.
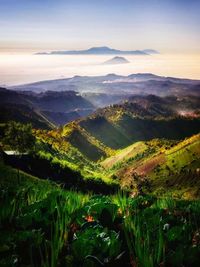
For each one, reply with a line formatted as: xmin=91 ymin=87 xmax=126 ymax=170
xmin=0 ymin=53 xmax=199 ymax=86
xmin=0 ymin=0 xmax=199 ymax=85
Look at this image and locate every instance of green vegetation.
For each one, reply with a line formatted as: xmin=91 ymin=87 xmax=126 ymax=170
xmin=1 ymin=121 xmax=199 ymax=197
xmin=0 ymin=163 xmax=200 ymax=267
xmin=3 ymin=121 xmax=36 ymax=154
xmin=101 ymin=139 xmax=172 ymax=170
xmin=1 ymin=122 xmax=116 ymax=191
xmin=102 ymin=134 xmax=200 ymax=198
xmin=1 ymin=92 xmax=200 ymax=267
xmin=63 ymin=114 xmax=200 ymax=161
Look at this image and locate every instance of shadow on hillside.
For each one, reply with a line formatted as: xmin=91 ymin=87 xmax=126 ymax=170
xmin=3 ymin=153 xmax=118 ymax=194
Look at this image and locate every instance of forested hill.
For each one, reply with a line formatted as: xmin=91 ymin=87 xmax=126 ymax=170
xmin=58 ymin=95 xmax=200 ymax=161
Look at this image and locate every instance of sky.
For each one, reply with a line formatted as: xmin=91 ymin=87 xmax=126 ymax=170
xmin=0 ymin=0 xmax=200 ymax=53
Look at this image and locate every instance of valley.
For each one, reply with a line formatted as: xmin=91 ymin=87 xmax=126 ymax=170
xmin=1 ymin=73 xmax=200 ymax=267
xmin=1 ymin=75 xmax=200 ymax=194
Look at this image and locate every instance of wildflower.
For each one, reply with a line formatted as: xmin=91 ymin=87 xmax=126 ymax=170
xmin=163 ymin=223 xmax=170 ymax=231
xmin=12 ymin=255 xmax=18 ymax=266
xmin=85 ymin=215 xmax=94 ymax=222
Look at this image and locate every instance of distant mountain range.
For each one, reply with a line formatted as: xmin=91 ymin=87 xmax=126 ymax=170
xmin=36 ymin=46 xmax=159 ymax=55
xmin=11 ymin=73 xmax=200 ymax=97
xmin=102 ymin=56 xmax=130 ymax=65
xmin=142 ymin=49 xmax=159 ymax=54
xmin=3 ymin=73 xmax=200 ymax=128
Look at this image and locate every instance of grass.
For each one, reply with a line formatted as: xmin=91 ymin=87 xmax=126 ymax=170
xmin=0 ymin=162 xmax=88 ymax=267
xmin=1 ymin=162 xmax=200 ymax=267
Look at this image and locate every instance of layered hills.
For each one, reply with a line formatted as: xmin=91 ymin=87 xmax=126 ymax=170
xmin=0 ymin=88 xmax=94 ymax=128
xmin=5 ymin=73 xmax=200 ymax=128
xmin=51 ymin=95 xmax=200 ymax=161
xmin=27 ymin=94 xmax=200 ymax=196
xmin=1 ymin=74 xmax=200 ymax=196
xmin=11 ymin=73 xmax=200 ymax=97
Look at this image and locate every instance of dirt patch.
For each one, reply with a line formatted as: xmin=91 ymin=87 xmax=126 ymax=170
xmin=135 ymin=153 xmax=166 ymax=176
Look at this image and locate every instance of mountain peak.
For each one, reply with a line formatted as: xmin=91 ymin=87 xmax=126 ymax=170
xmin=103 ymin=56 xmax=130 ymax=65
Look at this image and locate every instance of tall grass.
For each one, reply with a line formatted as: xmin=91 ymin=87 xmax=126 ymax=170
xmin=0 ymin=163 xmax=89 ymax=267
xmin=116 ymin=192 xmax=165 ymax=267
xmin=39 ymin=191 xmax=88 ymax=267
xmin=1 ymin=163 xmax=200 ymax=267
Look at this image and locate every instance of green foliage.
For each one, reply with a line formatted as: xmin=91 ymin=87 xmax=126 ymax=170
xmin=1 ymin=145 xmax=200 ymax=267
xmin=3 ymin=121 xmax=36 ymax=153
xmin=72 ymin=226 xmax=121 ymax=266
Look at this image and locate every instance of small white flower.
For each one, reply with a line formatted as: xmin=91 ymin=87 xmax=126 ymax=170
xmin=163 ymin=223 xmax=170 ymax=231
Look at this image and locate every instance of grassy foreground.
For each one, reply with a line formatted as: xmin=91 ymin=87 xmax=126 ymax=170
xmin=0 ymin=163 xmax=200 ymax=267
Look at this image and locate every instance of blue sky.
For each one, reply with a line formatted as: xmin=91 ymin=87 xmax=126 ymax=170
xmin=0 ymin=0 xmax=199 ymax=53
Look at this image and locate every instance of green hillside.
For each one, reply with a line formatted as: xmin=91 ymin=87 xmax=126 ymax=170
xmin=101 ymin=139 xmax=175 ymax=169
xmin=62 ymin=114 xmax=200 ymax=161
xmin=103 ymin=134 xmax=200 ymax=198
xmin=102 ymin=141 xmax=148 ymax=168
xmin=0 ymin=161 xmax=54 ymax=191
xmin=58 ymin=95 xmax=200 ymax=161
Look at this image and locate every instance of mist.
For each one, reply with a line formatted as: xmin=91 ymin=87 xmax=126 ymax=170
xmin=0 ymin=53 xmax=199 ymax=86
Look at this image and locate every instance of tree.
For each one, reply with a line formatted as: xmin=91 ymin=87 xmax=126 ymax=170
xmin=3 ymin=121 xmax=36 ymax=182
xmin=3 ymin=121 xmax=36 ymax=154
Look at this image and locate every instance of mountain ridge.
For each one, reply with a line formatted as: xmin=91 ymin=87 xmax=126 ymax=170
xmin=35 ymin=46 xmax=158 ymax=55
xmin=59 ymin=95 xmax=200 ymax=161
xmin=10 ymin=73 xmax=200 ymax=96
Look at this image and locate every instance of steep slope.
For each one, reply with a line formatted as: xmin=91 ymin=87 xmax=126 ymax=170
xmin=33 ymin=128 xmax=114 ymax=185
xmin=102 ymin=141 xmax=149 ymax=168
xmin=106 ymin=134 xmax=200 ymax=197
xmin=60 ymin=95 xmax=200 ymax=161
